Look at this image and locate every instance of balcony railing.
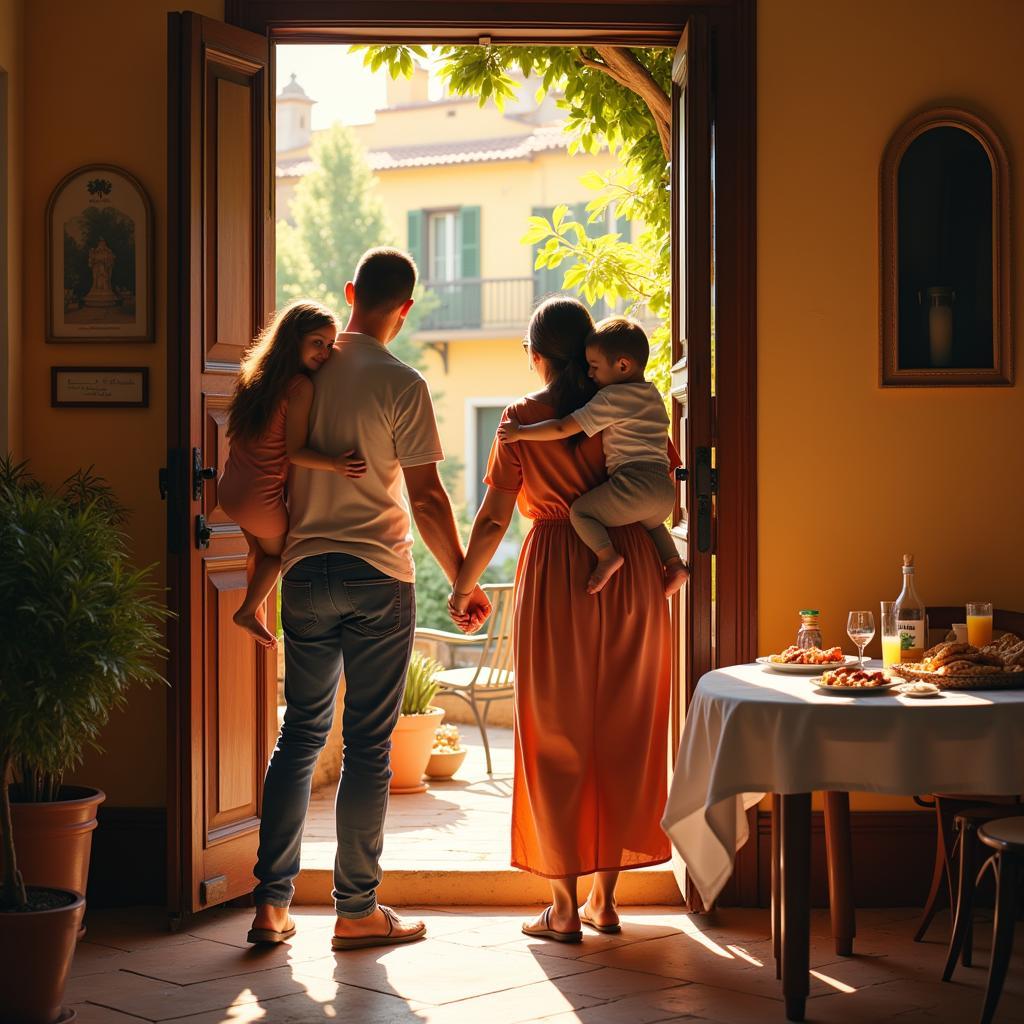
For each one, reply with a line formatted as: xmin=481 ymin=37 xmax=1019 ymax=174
xmin=416 ymin=277 xmax=657 ymax=335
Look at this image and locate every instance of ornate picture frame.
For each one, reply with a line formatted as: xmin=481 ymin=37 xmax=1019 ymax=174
xmin=45 ymin=164 xmax=155 ymax=342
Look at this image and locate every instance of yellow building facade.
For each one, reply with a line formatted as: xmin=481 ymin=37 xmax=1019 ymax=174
xmin=276 ymin=66 xmax=622 ymax=508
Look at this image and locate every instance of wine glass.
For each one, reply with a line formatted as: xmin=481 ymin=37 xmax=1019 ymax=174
xmin=847 ymin=611 xmax=876 ymax=669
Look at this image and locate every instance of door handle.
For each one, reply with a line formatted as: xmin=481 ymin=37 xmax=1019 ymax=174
xmin=192 ymin=447 xmax=217 ymax=501
xmin=674 ymin=466 xmax=688 ymax=482
xmin=195 ymin=514 xmax=212 ymax=550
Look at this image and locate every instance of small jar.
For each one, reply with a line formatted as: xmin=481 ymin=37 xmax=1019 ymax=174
xmin=796 ymin=610 xmax=823 ymax=650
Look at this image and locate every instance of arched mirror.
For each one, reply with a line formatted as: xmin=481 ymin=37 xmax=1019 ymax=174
xmin=880 ymin=108 xmax=1011 ymax=386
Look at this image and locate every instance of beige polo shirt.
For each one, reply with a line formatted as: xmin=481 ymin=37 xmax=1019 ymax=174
xmin=282 ymin=333 xmax=443 ymax=582
xmin=571 ymin=381 xmax=670 ymax=475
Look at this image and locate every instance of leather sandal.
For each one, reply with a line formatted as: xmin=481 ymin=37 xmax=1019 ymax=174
xmin=579 ymin=902 xmax=622 ymax=935
xmin=331 ymin=905 xmax=426 ymax=951
xmin=521 ymin=905 xmax=583 ymax=944
xmin=247 ymin=915 xmax=296 ymax=945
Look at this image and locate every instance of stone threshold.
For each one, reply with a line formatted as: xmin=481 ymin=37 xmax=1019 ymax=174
xmin=293 ymin=864 xmax=682 ymax=906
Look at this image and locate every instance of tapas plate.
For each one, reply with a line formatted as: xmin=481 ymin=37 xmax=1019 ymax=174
xmin=813 ymin=677 xmax=901 ymax=694
xmin=755 ymin=655 xmax=861 ymax=675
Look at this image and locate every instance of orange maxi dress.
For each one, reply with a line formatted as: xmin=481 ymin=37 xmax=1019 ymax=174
xmin=485 ymin=397 xmax=672 ymax=878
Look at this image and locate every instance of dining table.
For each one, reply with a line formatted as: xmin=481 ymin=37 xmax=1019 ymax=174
xmin=661 ymin=659 xmax=1024 ymax=1022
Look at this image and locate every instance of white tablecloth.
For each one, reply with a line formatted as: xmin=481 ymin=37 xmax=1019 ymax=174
xmin=661 ymin=661 xmax=1024 ymax=906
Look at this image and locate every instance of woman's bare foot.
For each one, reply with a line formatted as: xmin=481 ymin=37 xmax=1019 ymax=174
xmin=587 ymin=552 xmax=625 ymax=595
xmin=523 ymin=904 xmax=581 ymax=935
xmin=579 ymin=898 xmax=620 ymax=930
xmin=333 ymin=906 xmax=425 ymax=944
xmin=233 ymin=608 xmax=277 ymax=647
xmin=663 ymin=559 xmax=689 ymax=598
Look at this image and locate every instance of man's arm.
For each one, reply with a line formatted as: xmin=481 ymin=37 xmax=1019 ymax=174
xmin=497 ymin=413 xmax=583 ymax=444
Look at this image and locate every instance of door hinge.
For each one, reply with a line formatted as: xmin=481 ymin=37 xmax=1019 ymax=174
xmin=195 ymin=514 xmax=212 ymax=550
xmin=192 ymin=446 xmax=217 ymax=502
xmin=695 ymin=446 xmax=714 ymax=554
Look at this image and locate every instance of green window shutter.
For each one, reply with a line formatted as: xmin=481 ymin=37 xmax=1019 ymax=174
xmin=459 ymin=206 xmax=481 ymax=327
xmin=407 ymin=210 xmax=425 ymax=278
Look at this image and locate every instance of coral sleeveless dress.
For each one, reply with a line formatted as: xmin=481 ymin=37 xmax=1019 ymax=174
xmin=219 ymin=375 xmax=307 ymax=538
xmin=485 ymin=397 xmax=672 ymax=878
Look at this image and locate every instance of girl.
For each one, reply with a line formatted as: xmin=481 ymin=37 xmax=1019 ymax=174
xmin=220 ymin=300 xmax=366 ymax=647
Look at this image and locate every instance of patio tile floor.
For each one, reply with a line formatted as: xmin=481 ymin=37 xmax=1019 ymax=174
xmin=68 ymin=905 xmax=1024 ymax=1023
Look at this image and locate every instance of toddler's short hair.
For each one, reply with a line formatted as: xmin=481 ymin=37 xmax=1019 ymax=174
xmin=586 ymin=316 xmax=649 ymax=370
xmin=353 ymin=247 xmax=417 ymax=312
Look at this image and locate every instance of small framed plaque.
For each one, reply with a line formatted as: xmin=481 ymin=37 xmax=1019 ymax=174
xmin=51 ymin=366 xmax=149 ymax=408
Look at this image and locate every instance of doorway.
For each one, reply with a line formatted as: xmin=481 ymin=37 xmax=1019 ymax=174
xmin=166 ymin=1 xmax=755 ymax=920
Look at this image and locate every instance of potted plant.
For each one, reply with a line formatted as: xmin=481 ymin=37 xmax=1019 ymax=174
xmin=425 ymin=724 xmax=467 ymax=781
xmin=389 ymin=652 xmax=444 ymax=794
xmin=0 ymin=457 xmax=168 ymax=1023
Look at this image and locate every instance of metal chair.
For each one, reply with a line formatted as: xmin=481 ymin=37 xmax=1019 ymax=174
xmin=413 ymin=583 xmax=515 ymax=775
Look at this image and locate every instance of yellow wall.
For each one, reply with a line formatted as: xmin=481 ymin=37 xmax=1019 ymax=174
xmin=0 ymin=0 xmax=23 ymax=456
xmin=20 ymin=0 xmax=224 ymax=806
xmin=758 ymin=0 xmax=1024 ymax=810
xmin=355 ymin=96 xmax=533 ymax=149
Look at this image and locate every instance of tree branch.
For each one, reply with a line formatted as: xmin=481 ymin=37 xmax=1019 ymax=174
xmin=575 ymin=47 xmax=671 ymax=161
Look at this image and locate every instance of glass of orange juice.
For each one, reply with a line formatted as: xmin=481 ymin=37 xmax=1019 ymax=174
xmin=966 ymin=602 xmax=993 ymax=647
xmin=881 ymin=601 xmax=902 ymax=667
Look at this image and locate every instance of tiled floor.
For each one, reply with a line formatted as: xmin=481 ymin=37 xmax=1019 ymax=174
xmin=302 ymin=727 xmax=516 ymax=871
xmin=68 ymin=905 xmax=1024 ymax=1023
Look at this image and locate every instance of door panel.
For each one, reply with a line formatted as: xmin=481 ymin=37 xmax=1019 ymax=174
xmin=167 ymin=11 xmax=274 ymax=918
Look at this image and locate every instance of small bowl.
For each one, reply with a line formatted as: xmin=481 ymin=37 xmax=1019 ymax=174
xmin=425 ymin=748 xmax=467 ymax=780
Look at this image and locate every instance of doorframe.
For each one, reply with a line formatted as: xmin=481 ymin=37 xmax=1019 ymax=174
xmin=224 ymin=0 xmax=758 ymax=902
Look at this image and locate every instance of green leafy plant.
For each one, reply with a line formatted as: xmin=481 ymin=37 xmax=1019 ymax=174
xmin=0 ymin=456 xmax=170 ymax=911
xmin=402 ymin=651 xmax=442 ymax=716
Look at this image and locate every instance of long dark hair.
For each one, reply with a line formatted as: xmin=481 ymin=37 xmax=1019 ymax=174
xmin=228 ymin=300 xmax=337 ymax=442
xmin=528 ymin=296 xmax=596 ymax=418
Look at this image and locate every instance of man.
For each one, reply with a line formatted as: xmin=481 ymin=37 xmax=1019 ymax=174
xmin=248 ymin=248 xmax=490 ymax=949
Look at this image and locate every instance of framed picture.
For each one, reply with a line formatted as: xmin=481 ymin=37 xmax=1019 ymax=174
xmin=51 ymin=367 xmax=149 ymax=408
xmin=46 ymin=164 xmax=154 ymax=342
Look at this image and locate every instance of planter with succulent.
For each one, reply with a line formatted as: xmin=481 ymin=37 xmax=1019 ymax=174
xmin=0 ymin=457 xmax=169 ymax=1024
xmin=389 ymin=651 xmax=444 ymax=794
xmin=425 ymin=724 xmax=467 ymax=781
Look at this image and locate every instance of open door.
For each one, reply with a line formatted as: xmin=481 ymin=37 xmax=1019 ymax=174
xmin=668 ymin=12 xmax=715 ymax=912
xmin=164 ymin=11 xmax=275 ymax=920
xmin=670 ymin=14 xmax=715 ymax=747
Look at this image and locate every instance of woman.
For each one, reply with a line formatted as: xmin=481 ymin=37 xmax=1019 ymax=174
xmin=449 ymin=296 xmax=672 ymax=941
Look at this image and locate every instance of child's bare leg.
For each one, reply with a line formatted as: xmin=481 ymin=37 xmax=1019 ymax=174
xmin=647 ymin=524 xmax=689 ymax=598
xmin=234 ymin=530 xmax=285 ymax=647
xmin=569 ymin=486 xmax=624 ymax=596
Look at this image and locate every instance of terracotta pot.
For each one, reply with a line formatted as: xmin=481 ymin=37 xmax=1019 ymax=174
xmin=0 ymin=887 xmax=84 ymax=1024
xmin=8 ymin=786 xmax=105 ymax=898
xmin=425 ymin=748 xmax=467 ymax=780
xmin=389 ymin=707 xmax=444 ymax=794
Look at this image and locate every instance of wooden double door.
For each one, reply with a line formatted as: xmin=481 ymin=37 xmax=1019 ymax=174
xmin=164 ymin=2 xmax=755 ymax=921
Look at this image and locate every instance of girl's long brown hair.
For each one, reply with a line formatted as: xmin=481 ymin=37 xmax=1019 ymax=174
xmin=528 ymin=296 xmax=597 ymax=418
xmin=227 ymin=300 xmax=337 ymax=442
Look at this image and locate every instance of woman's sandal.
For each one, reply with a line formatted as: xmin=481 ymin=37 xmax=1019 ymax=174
xmin=331 ymin=905 xmax=427 ymax=951
xmin=579 ymin=903 xmax=622 ymax=935
xmin=246 ymin=918 xmax=297 ymax=944
xmin=521 ymin=905 xmax=583 ymax=944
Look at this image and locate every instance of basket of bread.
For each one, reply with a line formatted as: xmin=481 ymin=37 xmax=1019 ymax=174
xmin=890 ymin=633 xmax=1024 ymax=690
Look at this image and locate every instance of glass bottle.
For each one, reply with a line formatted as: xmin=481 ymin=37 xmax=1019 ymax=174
xmin=796 ymin=610 xmax=823 ymax=650
xmin=894 ymin=554 xmax=927 ymax=662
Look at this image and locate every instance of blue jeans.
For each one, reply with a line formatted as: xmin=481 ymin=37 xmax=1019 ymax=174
xmin=253 ymin=553 xmax=415 ymax=917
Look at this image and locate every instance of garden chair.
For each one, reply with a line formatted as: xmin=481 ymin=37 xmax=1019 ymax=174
xmin=413 ymin=583 xmax=515 ymax=775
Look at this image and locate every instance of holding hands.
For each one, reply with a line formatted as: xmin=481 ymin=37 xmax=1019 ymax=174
xmin=448 ymin=584 xmax=491 ymax=634
xmin=332 ymin=449 xmax=367 ymax=478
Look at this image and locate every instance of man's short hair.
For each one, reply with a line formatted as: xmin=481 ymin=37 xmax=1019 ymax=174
xmin=353 ymin=247 xmax=417 ymax=312
xmin=586 ymin=316 xmax=650 ymax=369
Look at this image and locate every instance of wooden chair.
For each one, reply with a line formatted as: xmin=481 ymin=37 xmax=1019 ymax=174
xmin=945 ymin=816 xmax=1024 ymax=1024
xmin=913 ymin=607 xmax=1024 ymax=943
xmin=413 ymin=583 xmax=515 ymax=775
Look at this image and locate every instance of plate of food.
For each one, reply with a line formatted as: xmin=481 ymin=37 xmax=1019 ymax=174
xmin=813 ymin=667 xmax=899 ymax=693
xmin=756 ymin=646 xmax=858 ymax=674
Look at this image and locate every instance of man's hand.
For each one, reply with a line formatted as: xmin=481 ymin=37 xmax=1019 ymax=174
xmin=448 ymin=585 xmax=491 ymax=634
xmin=496 ymin=415 xmax=522 ymax=443
xmin=332 ymin=450 xmax=366 ymax=478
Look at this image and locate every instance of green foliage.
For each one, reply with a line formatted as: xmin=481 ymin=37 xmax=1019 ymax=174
xmin=0 ymin=456 xmax=169 ymax=910
xmin=355 ymin=44 xmax=674 ymax=388
xmin=402 ymin=650 xmax=441 ymax=715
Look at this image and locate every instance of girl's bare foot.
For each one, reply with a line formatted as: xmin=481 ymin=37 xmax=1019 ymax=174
xmin=233 ymin=608 xmax=277 ymax=647
xmin=579 ymin=899 xmax=621 ymax=931
xmin=663 ymin=560 xmax=689 ymax=598
xmin=587 ymin=552 xmax=624 ymax=595
xmin=523 ymin=904 xmax=581 ymax=936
